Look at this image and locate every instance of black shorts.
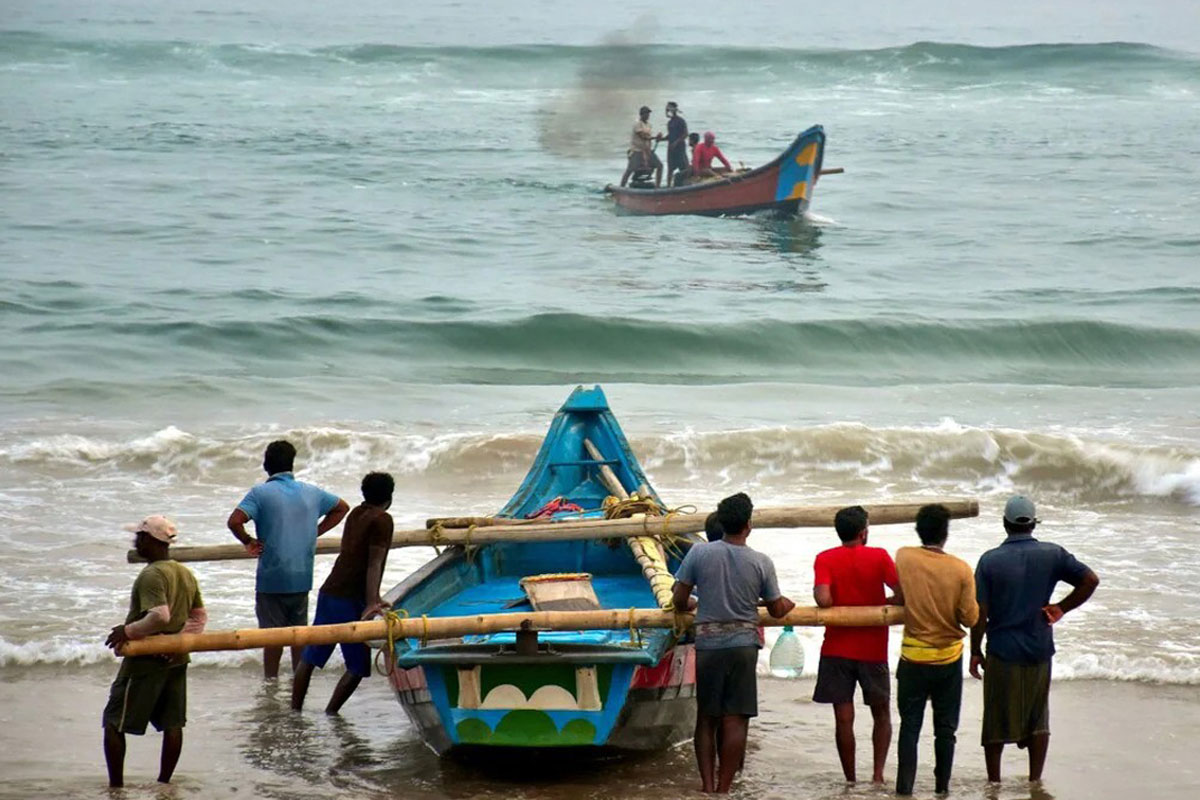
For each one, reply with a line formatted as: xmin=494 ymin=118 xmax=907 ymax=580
xmin=256 ymin=591 xmax=309 ymax=628
xmin=696 ymin=646 xmax=759 ymax=718
xmin=102 ymin=663 xmax=187 ymax=735
xmin=813 ymin=656 xmax=890 ymax=706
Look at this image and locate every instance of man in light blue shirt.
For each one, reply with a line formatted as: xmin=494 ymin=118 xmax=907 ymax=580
xmin=672 ymin=492 xmax=795 ymax=794
xmin=228 ymin=440 xmax=348 ymax=678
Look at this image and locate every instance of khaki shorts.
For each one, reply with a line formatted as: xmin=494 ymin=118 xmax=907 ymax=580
xmin=102 ymin=661 xmax=187 ymax=735
xmin=627 ymin=150 xmax=662 ymax=171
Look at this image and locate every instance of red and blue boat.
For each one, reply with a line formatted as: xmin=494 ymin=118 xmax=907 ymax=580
xmin=383 ymin=386 xmax=699 ymax=754
xmin=606 ymin=125 xmax=827 ymax=216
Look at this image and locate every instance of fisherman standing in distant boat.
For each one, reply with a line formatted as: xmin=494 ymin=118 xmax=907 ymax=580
xmin=692 ymin=131 xmax=733 ymax=179
xmin=620 ymin=105 xmax=664 ymax=188
xmin=227 ymin=440 xmax=349 ymax=679
xmin=812 ymin=505 xmax=902 ymax=785
xmin=894 ymin=504 xmax=979 ymax=796
xmin=673 ymin=131 xmax=701 ymax=186
xmin=673 ymin=493 xmax=796 ymax=794
xmin=665 ymin=101 xmax=689 ymax=187
xmin=292 ymin=472 xmax=396 ymax=714
xmin=103 ymin=516 xmax=207 ymax=788
xmin=970 ymin=496 xmax=1100 ymax=785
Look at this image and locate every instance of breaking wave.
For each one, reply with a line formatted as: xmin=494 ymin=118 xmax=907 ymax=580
xmin=4 ymin=422 xmax=1198 ymax=506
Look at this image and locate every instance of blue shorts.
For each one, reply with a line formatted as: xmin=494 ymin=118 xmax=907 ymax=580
xmin=301 ymin=592 xmax=371 ymax=678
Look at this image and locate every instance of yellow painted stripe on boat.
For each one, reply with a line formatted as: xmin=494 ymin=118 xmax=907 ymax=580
xmin=794 ymin=142 xmax=818 ymax=167
xmin=786 ymin=180 xmax=808 ymax=201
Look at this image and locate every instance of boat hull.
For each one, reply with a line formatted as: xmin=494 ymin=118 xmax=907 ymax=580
xmin=607 ymin=125 xmax=825 ymax=217
xmin=389 ymin=644 xmax=696 ymax=755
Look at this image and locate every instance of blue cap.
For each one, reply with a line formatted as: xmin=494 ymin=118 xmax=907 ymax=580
xmin=1003 ymin=495 xmax=1037 ymax=525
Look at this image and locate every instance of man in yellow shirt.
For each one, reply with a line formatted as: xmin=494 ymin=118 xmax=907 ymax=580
xmin=894 ymin=504 xmax=979 ymax=795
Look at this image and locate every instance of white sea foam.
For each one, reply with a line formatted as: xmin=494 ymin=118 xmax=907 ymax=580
xmin=0 ymin=635 xmax=259 ymax=669
xmin=3 ymin=421 xmax=1198 ymax=506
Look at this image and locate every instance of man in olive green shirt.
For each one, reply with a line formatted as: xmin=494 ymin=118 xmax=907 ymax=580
xmin=103 ymin=515 xmax=207 ymax=788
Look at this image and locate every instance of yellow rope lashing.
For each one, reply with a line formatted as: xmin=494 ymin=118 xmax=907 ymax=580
xmin=428 ymin=522 xmax=444 ymax=556
xmin=626 ymin=606 xmax=643 ymax=648
xmin=604 ymin=492 xmax=696 ymax=611
xmin=377 ymin=608 xmax=411 ymax=676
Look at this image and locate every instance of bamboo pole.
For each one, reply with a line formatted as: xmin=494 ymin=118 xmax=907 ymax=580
xmin=583 ymin=438 xmax=629 ymax=500
xmin=128 ymin=499 xmax=979 ymax=563
xmin=428 ymin=499 xmax=977 ymax=531
xmin=577 ymin=438 xmax=673 ymax=608
xmin=425 ymin=516 xmax=527 ymax=529
xmin=819 ymin=167 xmax=844 ymax=176
xmin=120 ymin=604 xmax=905 ymax=657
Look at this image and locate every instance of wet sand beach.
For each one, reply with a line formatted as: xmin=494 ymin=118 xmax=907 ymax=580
xmin=3 ymin=665 xmax=1197 ymax=799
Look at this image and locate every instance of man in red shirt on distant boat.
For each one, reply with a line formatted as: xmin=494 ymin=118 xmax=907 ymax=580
xmin=812 ymin=505 xmax=903 ymax=785
xmin=692 ymin=131 xmax=733 ymax=178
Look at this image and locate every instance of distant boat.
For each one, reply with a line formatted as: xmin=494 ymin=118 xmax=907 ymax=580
xmin=606 ymin=125 xmax=829 ymax=216
xmin=383 ymin=386 xmax=699 ymax=755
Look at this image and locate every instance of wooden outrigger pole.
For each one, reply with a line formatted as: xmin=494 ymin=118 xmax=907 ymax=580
xmin=120 ymin=605 xmax=905 ymax=657
xmin=128 ymin=499 xmax=979 ymax=563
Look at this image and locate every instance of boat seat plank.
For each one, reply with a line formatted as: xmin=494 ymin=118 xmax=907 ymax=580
xmin=520 ymin=573 xmax=602 ymax=612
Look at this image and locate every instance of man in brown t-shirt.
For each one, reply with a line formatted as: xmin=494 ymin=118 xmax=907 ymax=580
xmin=291 ymin=472 xmax=395 ymax=713
xmin=894 ymin=504 xmax=979 ymax=795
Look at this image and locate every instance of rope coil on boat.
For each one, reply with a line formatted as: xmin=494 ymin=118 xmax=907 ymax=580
xmin=605 ymin=494 xmax=695 ymax=611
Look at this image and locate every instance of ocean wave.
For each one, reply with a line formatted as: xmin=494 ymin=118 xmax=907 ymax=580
xmin=2 ymin=32 xmax=1194 ymax=86
xmin=8 ymin=314 xmax=1200 ymax=389
xmin=3 ymin=422 xmax=1197 ymax=507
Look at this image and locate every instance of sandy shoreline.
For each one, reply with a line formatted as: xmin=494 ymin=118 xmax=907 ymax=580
xmin=2 ymin=664 xmax=1197 ymax=799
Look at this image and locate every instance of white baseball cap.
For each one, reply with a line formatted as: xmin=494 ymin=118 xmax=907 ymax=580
xmin=123 ymin=515 xmax=178 ymax=544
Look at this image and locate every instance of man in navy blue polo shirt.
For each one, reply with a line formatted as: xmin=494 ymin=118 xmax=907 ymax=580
xmin=227 ymin=440 xmax=349 ymax=679
xmin=969 ymin=496 xmax=1099 ymax=785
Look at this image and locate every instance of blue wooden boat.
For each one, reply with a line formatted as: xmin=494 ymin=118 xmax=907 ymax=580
xmin=383 ymin=386 xmax=698 ymax=754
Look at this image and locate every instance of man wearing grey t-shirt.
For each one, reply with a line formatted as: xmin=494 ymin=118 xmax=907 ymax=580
xmin=673 ymin=492 xmax=795 ymax=794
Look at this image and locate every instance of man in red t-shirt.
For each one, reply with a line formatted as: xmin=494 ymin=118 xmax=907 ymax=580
xmin=692 ymin=131 xmax=733 ymax=178
xmin=813 ymin=505 xmax=903 ymax=785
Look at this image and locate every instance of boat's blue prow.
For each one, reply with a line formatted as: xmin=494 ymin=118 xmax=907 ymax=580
xmin=498 ymin=385 xmax=660 ymax=520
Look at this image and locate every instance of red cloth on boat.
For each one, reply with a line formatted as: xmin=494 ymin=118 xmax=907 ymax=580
xmin=525 ymin=497 xmax=585 ymax=519
xmin=692 ymin=141 xmax=731 ymax=173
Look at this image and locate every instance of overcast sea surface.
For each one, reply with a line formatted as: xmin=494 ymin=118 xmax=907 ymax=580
xmin=1 ymin=1 xmax=1198 ymax=798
